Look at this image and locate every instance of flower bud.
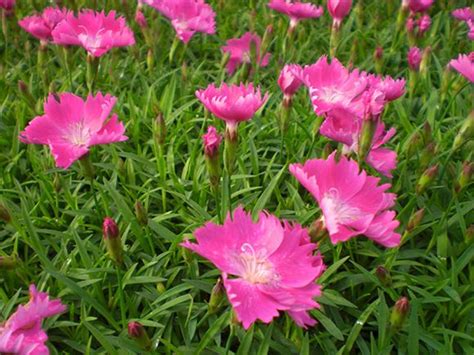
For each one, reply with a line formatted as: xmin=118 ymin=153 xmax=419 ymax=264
xmin=455 ymin=161 xmax=473 ymax=193
xmin=453 ymin=111 xmax=474 ymax=151
xmin=358 ymin=119 xmax=376 ymax=161
xmin=154 ymin=112 xmax=166 ymax=147
xmin=308 ymin=218 xmax=327 ymax=243
xmin=408 ymin=47 xmax=422 ymax=72
xmin=420 ymin=46 xmax=431 ymax=76
xmin=404 ymin=131 xmax=422 ymax=158
xmin=466 ymin=225 xmax=474 ymax=243
xmin=260 ymin=24 xmax=273 ymax=56
xmin=419 ymin=142 xmax=436 ymax=169
xmin=156 ymin=282 xmax=166 ymax=294
xmin=407 ymin=208 xmax=425 ymax=232
xmin=0 ymin=202 xmax=11 ymax=223
xmin=203 ymin=126 xmax=222 ymax=189
xmin=390 ymin=297 xmax=410 ymax=331
xmin=147 ymin=48 xmax=154 ymax=71
xmin=0 ymin=254 xmax=17 ymax=270
xmin=134 ymin=201 xmax=148 ymax=226
xmin=375 ymin=266 xmax=392 ymax=287
xmin=128 ymin=321 xmax=152 ymax=350
xmin=135 ymin=10 xmax=147 ymax=29
xmin=374 ymin=46 xmax=383 ymax=74
xmin=102 ymin=217 xmax=123 ymax=265
xmin=209 ymin=277 xmax=224 ymax=314
xmin=416 ymin=164 xmax=438 ymax=194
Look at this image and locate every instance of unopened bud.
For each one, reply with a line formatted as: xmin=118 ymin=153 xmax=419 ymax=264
xmin=156 ymin=282 xmax=166 ymax=294
xmin=128 ymin=321 xmax=152 ymax=350
xmin=416 ymin=165 xmax=438 ymax=194
xmin=358 ymin=119 xmax=376 ymax=161
xmin=209 ymin=277 xmax=224 ymax=313
xmin=102 ymin=217 xmax=123 ymax=264
xmin=453 ymin=111 xmax=474 ymax=151
xmin=375 ymin=266 xmax=392 ymax=287
xmin=261 ymin=24 xmax=273 ymax=55
xmin=374 ymin=46 xmax=383 ymax=74
xmin=134 ymin=201 xmax=148 ymax=226
xmin=420 ymin=46 xmax=431 ymax=76
xmin=154 ymin=112 xmax=166 ymax=146
xmin=0 ymin=255 xmax=17 ymax=270
xmin=322 ymin=143 xmax=334 ymax=159
xmin=407 ymin=208 xmax=425 ymax=232
xmin=135 ymin=10 xmax=147 ymax=29
xmin=466 ymin=225 xmax=474 ymax=243
xmin=308 ymin=218 xmax=326 ymax=243
xmin=390 ymin=297 xmax=410 ymax=331
xmin=405 ymin=131 xmax=422 ymax=158
xmin=455 ymin=161 xmax=473 ymax=193
xmin=147 ymin=48 xmax=154 ymax=71
xmin=0 ymin=202 xmax=11 ymax=223
xmin=419 ymin=142 xmax=436 ymax=169
xmin=422 ymin=121 xmax=432 ymax=145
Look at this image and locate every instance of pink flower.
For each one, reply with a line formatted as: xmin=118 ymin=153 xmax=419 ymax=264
xmin=375 ymin=77 xmax=406 ymax=101
xmin=182 ymin=206 xmax=326 ymax=329
xmin=449 ymin=53 xmax=474 ymax=83
xmin=202 ymin=126 xmax=222 ymax=157
xmin=268 ymin=0 xmax=323 ymax=29
xmin=408 ymin=0 xmax=434 ymax=13
xmin=278 ymin=64 xmax=303 ymax=98
xmin=195 ymin=83 xmax=268 ymax=131
xmin=468 ymin=20 xmax=474 ymax=40
xmin=221 ymin=32 xmax=271 ymax=75
xmin=0 ymin=285 xmax=66 ymax=355
xmin=19 ymin=92 xmax=128 ymax=169
xmin=19 ymin=7 xmax=69 ymax=43
xmin=290 ymin=152 xmax=400 ymax=247
xmin=327 ymin=0 xmax=352 ymax=26
xmin=145 ymin=0 xmax=215 ymax=43
xmin=406 ymin=15 xmax=416 ymax=33
xmin=417 ymin=14 xmax=431 ymax=34
xmin=451 ymin=7 xmax=474 ymax=22
xmin=319 ymin=107 xmax=398 ymax=177
xmin=407 ymin=47 xmax=422 ymax=71
xmin=52 ymin=10 xmax=135 ymax=57
xmin=298 ymin=56 xmax=368 ymax=116
xmin=0 ymin=0 xmax=15 ymax=11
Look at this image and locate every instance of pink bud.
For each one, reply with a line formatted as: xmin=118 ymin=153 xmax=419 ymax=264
xmin=374 ymin=46 xmax=383 ymax=60
xmin=103 ymin=217 xmax=119 ymax=240
xmin=408 ymin=47 xmax=422 ymax=71
xmin=418 ymin=14 xmax=431 ymax=35
xmin=278 ymin=64 xmax=302 ymax=98
xmin=406 ymin=16 xmax=416 ymax=33
xmin=202 ymin=126 xmax=222 ymax=157
xmin=135 ymin=9 xmax=147 ymax=29
xmin=327 ymin=0 xmax=352 ymax=23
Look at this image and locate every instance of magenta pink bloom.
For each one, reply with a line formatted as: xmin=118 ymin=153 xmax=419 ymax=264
xmin=196 ymin=83 xmax=268 ymax=131
xmin=52 ymin=10 xmax=135 ymax=57
xmin=417 ymin=14 xmax=431 ymax=34
xmin=145 ymin=0 xmax=215 ymax=43
xmin=408 ymin=0 xmax=434 ymax=13
xmin=449 ymin=53 xmax=474 ymax=83
xmin=19 ymin=7 xmax=69 ymax=43
xmin=268 ymin=0 xmax=323 ymax=29
xmin=452 ymin=7 xmax=474 ymax=22
xmin=290 ymin=153 xmax=400 ymax=247
xmin=182 ymin=206 xmax=326 ymax=329
xmin=19 ymin=92 xmax=128 ymax=169
xmin=408 ymin=47 xmax=422 ymax=71
xmin=278 ymin=64 xmax=303 ymax=98
xmin=375 ymin=77 xmax=406 ymax=101
xmin=202 ymin=126 xmax=222 ymax=157
xmin=327 ymin=0 xmax=352 ymax=26
xmin=0 ymin=0 xmax=15 ymax=11
xmin=298 ymin=56 xmax=368 ymax=116
xmin=222 ymin=32 xmax=271 ymax=75
xmin=0 ymin=285 xmax=66 ymax=355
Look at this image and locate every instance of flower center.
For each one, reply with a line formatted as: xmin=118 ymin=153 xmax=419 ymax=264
xmin=66 ymin=122 xmax=90 ymax=146
xmin=238 ymin=243 xmax=276 ymax=284
xmin=321 ymin=188 xmax=361 ymax=233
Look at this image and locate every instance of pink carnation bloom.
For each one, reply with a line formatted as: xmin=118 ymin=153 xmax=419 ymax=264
xmin=278 ymin=64 xmax=303 ymax=98
xmin=408 ymin=0 xmax=434 ymax=13
xmin=182 ymin=206 xmax=326 ymax=329
xmin=222 ymin=32 xmax=271 ymax=75
xmin=298 ymin=56 xmax=368 ymax=116
xmin=327 ymin=0 xmax=352 ymax=27
xmin=417 ymin=14 xmax=431 ymax=34
xmin=268 ymin=0 xmax=323 ymax=29
xmin=202 ymin=125 xmax=222 ymax=157
xmin=0 ymin=0 xmax=15 ymax=11
xmin=52 ymin=10 xmax=135 ymax=57
xmin=449 ymin=52 xmax=474 ymax=83
xmin=319 ymin=107 xmax=397 ymax=177
xmin=290 ymin=152 xmax=400 ymax=247
xmin=451 ymin=7 xmax=474 ymax=22
xmin=195 ymin=83 xmax=268 ymax=132
xmin=145 ymin=0 xmax=215 ymax=43
xmin=0 ymin=285 xmax=66 ymax=355
xmin=19 ymin=7 xmax=69 ymax=43
xmin=408 ymin=47 xmax=422 ymax=71
xmin=19 ymin=92 xmax=128 ymax=169
xmin=375 ymin=77 xmax=406 ymax=101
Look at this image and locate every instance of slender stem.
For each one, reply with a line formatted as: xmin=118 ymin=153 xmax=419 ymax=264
xmin=115 ymin=266 xmax=127 ymax=329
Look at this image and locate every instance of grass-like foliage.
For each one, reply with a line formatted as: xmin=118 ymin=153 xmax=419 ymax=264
xmin=0 ymin=0 xmax=473 ymax=353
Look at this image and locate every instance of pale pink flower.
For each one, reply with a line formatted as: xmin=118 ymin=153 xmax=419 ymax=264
xmin=0 ymin=0 xmax=15 ymax=11
xmin=278 ymin=64 xmax=303 ymax=98
xmin=19 ymin=92 xmax=128 ymax=169
xmin=449 ymin=52 xmax=474 ymax=83
xmin=19 ymin=7 xmax=69 ymax=43
xmin=408 ymin=47 xmax=422 ymax=71
xmin=202 ymin=126 xmax=222 ymax=157
xmin=145 ymin=0 xmax=215 ymax=43
xmin=268 ymin=0 xmax=323 ymax=29
xmin=298 ymin=56 xmax=368 ymax=116
xmin=182 ymin=206 xmax=326 ymax=329
xmin=195 ymin=83 xmax=268 ymax=132
xmin=417 ymin=14 xmax=431 ymax=34
xmin=408 ymin=0 xmax=434 ymax=13
xmin=290 ymin=152 xmax=400 ymax=247
xmin=319 ymin=107 xmax=397 ymax=177
xmin=327 ymin=0 xmax=352 ymax=27
xmin=451 ymin=7 xmax=474 ymax=22
xmin=52 ymin=10 xmax=135 ymax=57
xmin=0 ymin=285 xmax=66 ymax=355
xmin=221 ymin=32 xmax=271 ymax=75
